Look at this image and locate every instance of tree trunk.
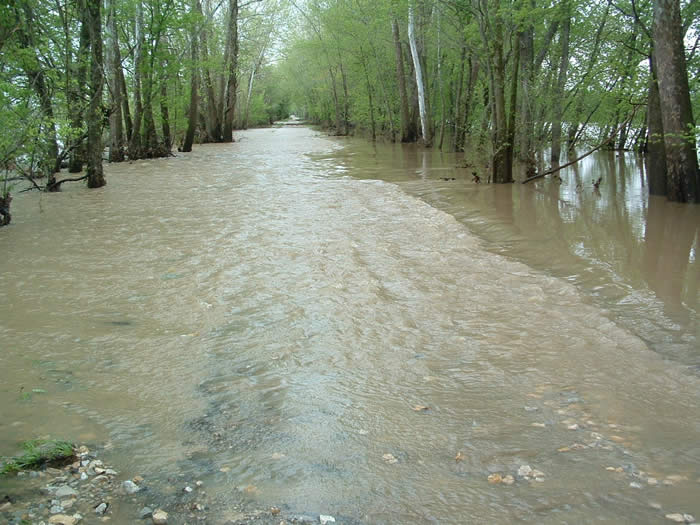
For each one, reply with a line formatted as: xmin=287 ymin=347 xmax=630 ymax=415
xmin=160 ymin=79 xmax=172 ymax=153
xmin=182 ymin=0 xmax=200 ymax=153
xmin=85 ymin=0 xmax=105 ymax=188
xmin=119 ymin=64 xmax=133 ymax=142
xmin=17 ymin=3 xmax=60 ymax=179
xmin=408 ymin=3 xmax=430 ymax=146
xmin=68 ymin=13 xmax=90 ymax=173
xmin=392 ymin=17 xmax=413 ymax=142
xmin=106 ymin=0 xmax=124 ymax=162
xmin=222 ymin=0 xmax=239 ymax=142
xmin=653 ymin=0 xmax=699 ymax=202
xmin=517 ymin=8 xmax=535 ymax=177
xmin=129 ymin=0 xmax=144 ymax=159
xmin=451 ymin=45 xmax=466 ymax=151
xmin=551 ymin=2 xmax=571 ymax=165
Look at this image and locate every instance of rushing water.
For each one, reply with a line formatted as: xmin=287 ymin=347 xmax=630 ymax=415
xmin=1 ymin=127 xmax=699 ymax=524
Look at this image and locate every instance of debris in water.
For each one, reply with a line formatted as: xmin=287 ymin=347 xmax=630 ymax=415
xmin=487 ymin=474 xmax=503 ymax=484
xmin=411 ymin=405 xmax=429 ymax=412
xmin=455 ymin=452 xmax=465 ymax=462
xmin=382 ymin=454 xmax=398 ymax=464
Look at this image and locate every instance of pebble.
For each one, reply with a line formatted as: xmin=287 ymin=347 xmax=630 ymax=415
xmin=184 ymin=486 xmax=194 ymax=493
xmin=94 ymin=503 xmax=108 ymax=515
xmin=666 ymin=514 xmax=686 ymax=523
xmin=139 ymin=507 xmax=153 ymax=519
xmin=152 ymin=509 xmax=168 ymax=524
xmin=502 ymin=475 xmax=515 ymax=486
xmin=123 ymin=480 xmax=141 ymax=494
xmin=50 ymin=505 xmax=64 ymax=514
xmin=517 ymin=465 xmax=533 ymax=478
xmin=55 ymin=486 xmax=79 ymax=499
xmin=319 ymin=515 xmax=336 ymax=524
xmin=629 ymin=482 xmax=643 ymax=489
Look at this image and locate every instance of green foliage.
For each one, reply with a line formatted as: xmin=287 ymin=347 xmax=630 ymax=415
xmin=0 ymin=439 xmax=74 ymax=475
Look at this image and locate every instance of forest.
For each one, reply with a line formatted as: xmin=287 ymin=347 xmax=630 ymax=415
xmin=0 ymin=0 xmax=699 ymax=228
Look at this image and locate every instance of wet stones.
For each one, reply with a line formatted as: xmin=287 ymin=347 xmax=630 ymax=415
xmin=665 ymin=513 xmax=695 ymax=523
xmin=152 ymin=508 xmax=169 ymax=524
xmin=123 ymin=479 xmax=142 ymax=494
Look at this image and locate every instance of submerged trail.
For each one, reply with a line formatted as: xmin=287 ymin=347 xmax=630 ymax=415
xmin=1 ymin=127 xmax=699 ymax=523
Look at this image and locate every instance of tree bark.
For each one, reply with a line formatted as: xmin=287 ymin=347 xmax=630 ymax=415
xmin=646 ymin=52 xmax=667 ymax=195
xmin=85 ymin=0 xmax=105 ymax=188
xmin=652 ymin=0 xmax=699 ymax=202
xmin=408 ymin=3 xmax=430 ymax=146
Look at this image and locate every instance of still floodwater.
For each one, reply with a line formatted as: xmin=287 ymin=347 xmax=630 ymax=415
xmin=1 ymin=127 xmax=699 ymax=523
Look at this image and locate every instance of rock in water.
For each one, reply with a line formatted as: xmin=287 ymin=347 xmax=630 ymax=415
xmin=55 ymin=486 xmax=78 ymax=499
xmin=123 ymin=480 xmax=141 ymax=494
xmin=665 ymin=514 xmax=686 ymax=523
xmin=152 ymin=509 xmax=168 ymax=524
xmin=320 ymin=515 xmax=336 ymax=524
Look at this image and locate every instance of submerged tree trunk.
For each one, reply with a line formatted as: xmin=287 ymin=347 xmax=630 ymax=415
xmin=408 ymin=4 xmax=430 ymax=146
xmin=517 ymin=8 xmax=535 ymax=177
xmin=551 ymin=2 xmax=571 ymax=165
xmin=85 ymin=0 xmax=105 ymax=188
xmin=652 ymin=0 xmax=699 ymax=202
xmin=646 ymin=53 xmax=667 ymax=195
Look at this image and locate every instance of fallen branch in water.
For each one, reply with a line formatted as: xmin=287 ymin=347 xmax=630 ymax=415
xmin=46 ymin=174 xmax=89 ymax=191
xmin=523 ymin=109 xmax=638 ymax=184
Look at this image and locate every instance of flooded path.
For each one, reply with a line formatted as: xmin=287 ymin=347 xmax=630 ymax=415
xmin=1 ymin=127 xmax=699 ymax=523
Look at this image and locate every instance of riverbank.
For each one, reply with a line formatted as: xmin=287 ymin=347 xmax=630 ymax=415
xmin=1 ymin=442 xmax=338 ymax=525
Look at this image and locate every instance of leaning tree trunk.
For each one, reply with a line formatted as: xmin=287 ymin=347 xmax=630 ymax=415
xmin=85 ymin=0 xmax=105 ymax=188
xmin=408 ymin=4 xmax=430 ymax=146
xmin=652 ymin=0 xmax=699 ymax=202
xmin=222 ymin=0 xmax=239 ymax=142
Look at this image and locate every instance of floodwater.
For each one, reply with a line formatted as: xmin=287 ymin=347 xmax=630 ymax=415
xmin=1 ymin=127 xmax=699 ymax=524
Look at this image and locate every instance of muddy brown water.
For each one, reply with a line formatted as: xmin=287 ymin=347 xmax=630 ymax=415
xmin=1 ymin=127 xmax=699 ymax=523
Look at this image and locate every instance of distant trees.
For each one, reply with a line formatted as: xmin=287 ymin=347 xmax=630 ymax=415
xmin=0 ymin=0 xmax=697 ymax=221
xmin=0 ymin=0 xmax=286 ymax=211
